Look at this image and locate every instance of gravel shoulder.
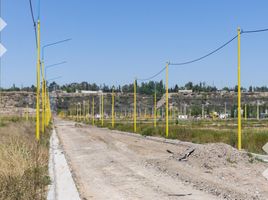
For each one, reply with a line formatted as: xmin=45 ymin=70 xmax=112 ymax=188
xmin=55 ymin=119 xmax=268 ymax=200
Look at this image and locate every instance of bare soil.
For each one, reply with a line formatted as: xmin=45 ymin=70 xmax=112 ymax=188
xmin=55 ymin=118 xmax=268 ymax=200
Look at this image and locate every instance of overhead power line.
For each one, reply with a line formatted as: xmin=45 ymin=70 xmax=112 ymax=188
xmin=136 ymin=34 xmax=238 ymax=81
xmin=169 ymin=34 xmax=238 ymax=66
xmin=137 ymin=66 xmax=166 ymax=82
xmin=136 ymin=27 xmax=268 ymax=82
xmin=37 ymin=0 xmax=40 ymax=20
xmin=242 ymin=28 xmax=268 ymax=34
xmin=28 ymin=0 xmax=37 ymax=47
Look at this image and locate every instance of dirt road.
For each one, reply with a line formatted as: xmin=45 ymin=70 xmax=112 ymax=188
xmin=55 ymin=119 xmax=268 ymax=200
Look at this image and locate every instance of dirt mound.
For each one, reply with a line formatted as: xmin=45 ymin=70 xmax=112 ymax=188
xmin=165 ymin=142 xmax=268 ymax=199
xmin=191 ymin=143 xmax=250 ymax=169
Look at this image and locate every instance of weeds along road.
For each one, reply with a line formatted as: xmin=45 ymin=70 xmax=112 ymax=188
xmin=54 ymin=118 xmax=268 ymax=200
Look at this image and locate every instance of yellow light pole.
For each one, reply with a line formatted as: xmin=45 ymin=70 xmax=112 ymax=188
xmin=73 ymin=104 xmax=75 ymax=119
xmin=112 ymin=88 xmax=115 ymax=128
xmin=36 ymin=20 xmax=41 ymax=141
xmin=154 ymin=83 xmax=157 ymax=128
xmin=26 ymin=105 xmax=29 ymax=121
xmin=245 ymin=104 xmax=247 ymax=120
xmin=165 ymin=62 xmax=169 ymax=138
xmin=44 ymin=76 xmax=47 ymax=124
xmin=134 ymin=79 xmax=137 ymax=132
xmin=41 ymin=61 xmax=45 ymax=133
xmin=83 ymin=101 xmax=86 ymax=121
xmin=88 ymin=99 xmax=90 ymax=122
xmin=144 ymin=108 xmax=147 ymax=119
xmin=70 ymin=104 xmax=72 ymax=119
xmin=43 ymin=49 xmax=69 ymax=127
xmin=76 ymin=103 xmax=78 ymax=121
xmin=202 ymin=104 xmax=205 ymax=119
xmin=101 ymin=93 xmax=104 ymax=126
xmin=77 ymin=102 xmax=79 ymax=120
xmin=47 ymin=92 xmax=51 ymax=123
xmin=257 ymin=101 xmax=259 ymax=120
xmin=92 ymin=97 xmax=95 ymax=126
xmin=79 ymin=103 xmax=82 ymax=120
xmin=224 ymin=102 xmax=227 ymax=120
xmin=237 ymin=27 xmax=241 ymax=150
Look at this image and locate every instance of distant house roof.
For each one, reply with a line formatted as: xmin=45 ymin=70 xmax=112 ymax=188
xmin=77 ymin=90 xmax=103 ymax=94
xmin=178 ymin=90 xmax=192 ymax=93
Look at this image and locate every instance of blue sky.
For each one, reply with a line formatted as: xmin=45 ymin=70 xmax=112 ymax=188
xmin=2 ymin=0 xmax=268 ymax=88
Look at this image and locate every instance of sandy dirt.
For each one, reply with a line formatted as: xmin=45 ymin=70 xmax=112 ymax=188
xmin=55 ymin=119 xmax=268 ymax=200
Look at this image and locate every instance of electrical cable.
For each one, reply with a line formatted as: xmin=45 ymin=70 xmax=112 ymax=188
xmin=169 ymin=34 xmax=238 ymax=66
xmin=137 ymin=33 xmax=239 ymax=81
xmin=242 ymin=28 xmax=268 ymax=34
xmin=136 ymin=28 xmax=263 ymax=81
xmin=29 ymin=0 xmax=37 ymax=47
xmin=37 ymin=0 xmax=40 ymax=20
xmin=137 ymin=66 xmax=166 ymax=82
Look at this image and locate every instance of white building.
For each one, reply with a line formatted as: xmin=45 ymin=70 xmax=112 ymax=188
xmin=178 ymin=115 xmax=188 ymax=120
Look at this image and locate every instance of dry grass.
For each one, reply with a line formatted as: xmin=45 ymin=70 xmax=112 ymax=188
xmin=0 ymin=118 xmax=50 ymax=200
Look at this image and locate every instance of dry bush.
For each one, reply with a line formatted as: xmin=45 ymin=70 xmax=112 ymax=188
xmin=0 ymin=119 xmax=50 ymax=200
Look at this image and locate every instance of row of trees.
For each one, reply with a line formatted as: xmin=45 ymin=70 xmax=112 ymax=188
xmin=47 ymin=81 xmax=268 ymax=94
xmin=0 ymin=84 xmax=36 ymax=92
xmin=3 ymin=82 xmax=268 ymax=94
xmin=49 ymin=81 xmax=166 ymax=95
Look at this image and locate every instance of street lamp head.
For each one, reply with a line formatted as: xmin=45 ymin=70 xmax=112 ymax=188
xmin=47 ymin=76 xmax=62 ymax=82
xmin=46 ymin=61 xmax=67 ymax=69
xmin=45 ymin=61 xmax=67 ymax=80
xmin=42 ymin=38 xmax=72 ymax=60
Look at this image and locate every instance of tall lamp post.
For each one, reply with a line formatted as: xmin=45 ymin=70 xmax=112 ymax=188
xmin=45 ymin=62 xmax=66 ymax=124
xmin=47 ymin=76 xmax=62 ymax=82
xmin=41 ymin=38 xmax=71 ymax=133
xmin=46 ymin=75 xmax=63 ymax=119
xmin=45 ymin=61 xmax=67 ymax=80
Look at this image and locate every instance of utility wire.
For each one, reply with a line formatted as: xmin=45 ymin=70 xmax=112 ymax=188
xmin=134 ymin=27 xmax=268 ymax=82
xmin=242 ymin=28 xmax=268 ymax=34
xmin=169 ymin=27 xmax=268 ymax=66
xmin=37 ymin=0 xmax=40 ymax=20
xmin=29 ymin=0 xmax=37 ymax=47
xmin=137 ymin=34 xmax=239 ymax=81
xmin=169 ymin=34 xmax=238 ymax=65
xmin=137 ymin=66 xmax=166 ymax=82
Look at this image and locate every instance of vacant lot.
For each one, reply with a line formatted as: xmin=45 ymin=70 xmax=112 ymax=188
xmin=0 ymin=118 xmax=50 ymax=200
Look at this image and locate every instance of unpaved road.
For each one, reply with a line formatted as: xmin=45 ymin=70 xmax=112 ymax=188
xmin=55 ymin=119 xmax=268 ymax=200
